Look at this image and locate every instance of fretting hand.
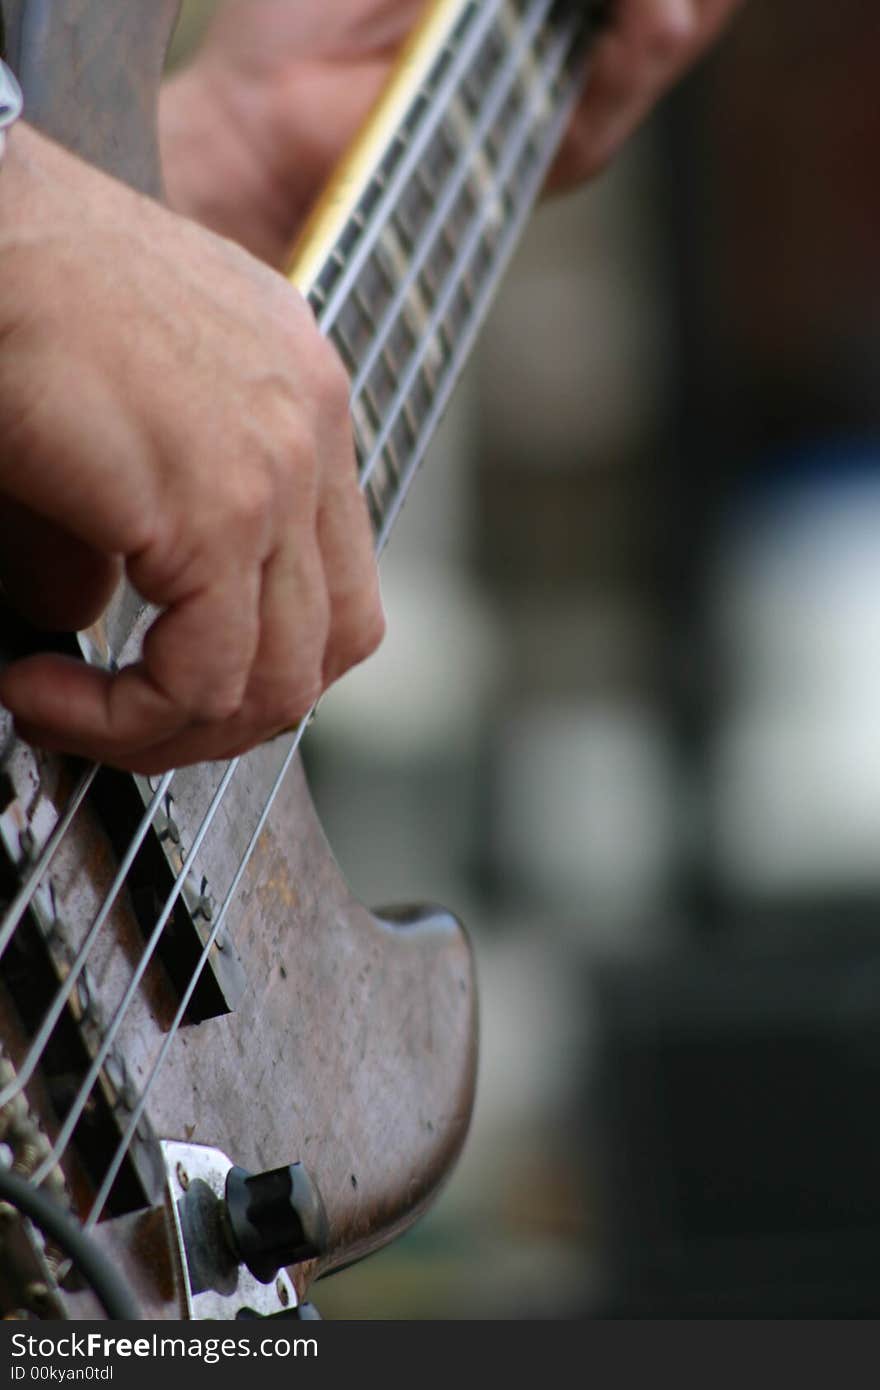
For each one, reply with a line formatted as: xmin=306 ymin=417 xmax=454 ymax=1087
xmin=161 ymin=0 xmax=426 ymax=267
xmin=160 ymin=0 xmax=745 ymax=266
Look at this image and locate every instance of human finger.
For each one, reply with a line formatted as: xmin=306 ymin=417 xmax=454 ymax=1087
xmin=310 ymin=358 xmax=385 ymax=686
xmin=550 ymin=0 xmax=741 ymax=188
xmin=130 ymin=527 xmax=332 ymax=770
xmin=0 ymin=566 xmax=263 ymax=767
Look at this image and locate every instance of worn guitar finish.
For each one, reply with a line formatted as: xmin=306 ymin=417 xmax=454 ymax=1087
xmin=0 ymin=0 xmax=477 ymax=1316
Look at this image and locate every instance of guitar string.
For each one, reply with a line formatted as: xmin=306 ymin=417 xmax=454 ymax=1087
xmin=351 ymin=0 xmax=581 ymax=531
xmin=358 ymin=9 xmax=581 ymax=492
xmin=0 ymin=772 xmax=176 ymax=1110
xmin=29 ymin=759 xmax=241 ymax=1185
xmin=20 ymin=0 xmax=584 ymax=1205
xmin=35 ymin=0 xmax=585 ymax=1203
xmin=376 ymin=38 xmax=586 ymax=552
xmin=83 ymin=9 xmax=591 ymax=1228
xmin=0 ymin=0 xmax=531 ymax=1109
xmin=345 ymin=0 xmax=558 ymax=413
xmin=0 ymin=763 xmax=97 ymax=962
xmin=84 ymin=715 xmax=309 ymax=1228
xmin=369 ymin=9 xmax=587 ymax=547
xmin=315 ymin=0 xmax=502 ymax=337
xmin=0 ymin=0 xmax=498 ymax=1050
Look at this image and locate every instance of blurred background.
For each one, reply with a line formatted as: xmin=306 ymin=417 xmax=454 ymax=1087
xmin=173 ymin=0 xmax=880 ymax=1316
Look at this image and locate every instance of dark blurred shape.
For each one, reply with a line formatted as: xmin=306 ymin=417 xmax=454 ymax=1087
xmin=585 ymin=936 xmax=880 ymax=1316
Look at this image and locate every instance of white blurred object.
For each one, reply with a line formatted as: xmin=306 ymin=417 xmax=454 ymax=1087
xmin=318 ymin=378 xmax=503 ymax=760
xmin=317 ymin=552 xmax=503 ymax=762
xmin=494 ymin=700 xmax=679 ymax=935
xmin=480 ymin=144 xmax=671 ymax=467
xmin=712 ymin=475 xmax=880 ymax=896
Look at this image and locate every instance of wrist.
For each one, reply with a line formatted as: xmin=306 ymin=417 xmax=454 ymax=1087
xmin=160 ymin=58 xmax=300 ymax=267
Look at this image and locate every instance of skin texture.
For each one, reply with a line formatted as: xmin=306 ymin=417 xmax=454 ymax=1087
xmin=0 ymin=0 xmax=744 ymax=773
xmin=0 ymin=123 xmax=383 ymax=772
xmin=161 ymin=0 xmax=747 ymax=268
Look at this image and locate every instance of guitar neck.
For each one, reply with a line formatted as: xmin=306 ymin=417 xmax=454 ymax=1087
xmin=287 ymin=0 xmax=604 ymax=552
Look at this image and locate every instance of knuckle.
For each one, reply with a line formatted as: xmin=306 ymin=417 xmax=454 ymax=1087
xmin=256 ymin=399 xmax=319 ymax=508
xmin=201 ymin=686 xmax=246 ymax=724
xmin=238 ymin=465 xmax=276 ymax=534
xmin=214 ymin=456 xmax=277 ymax=549
xmin=127 ymin=508 xmax=198 ymax=600
xmin=281 ymin=418 xmax=320 ymax=495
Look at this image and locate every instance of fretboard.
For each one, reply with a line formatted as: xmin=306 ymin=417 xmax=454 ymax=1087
xmin=288 ymin=0 xmax=606 ymax=552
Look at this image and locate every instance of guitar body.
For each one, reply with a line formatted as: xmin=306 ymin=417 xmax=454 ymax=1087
xmin=0 ymin=0 xmax=476 ymax=1318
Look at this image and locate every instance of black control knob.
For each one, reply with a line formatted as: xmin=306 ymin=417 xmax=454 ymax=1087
xmin=224 ymin=1162 xmax=329 ymax=1284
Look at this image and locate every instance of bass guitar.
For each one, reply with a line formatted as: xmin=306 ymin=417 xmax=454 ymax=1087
xmin=0 ymin=0 xmax=603 ymax=1319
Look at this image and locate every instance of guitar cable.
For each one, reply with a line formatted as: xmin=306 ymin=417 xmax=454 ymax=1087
xmin=0 ymin=1164 xmax=141 ymax=1320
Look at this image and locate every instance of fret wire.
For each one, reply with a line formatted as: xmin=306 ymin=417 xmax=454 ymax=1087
xmin=329 ymin=326 xmax=357 ymax=377
xmin=375 ymin=35 xmax=589 ymax=554
xmin=352 ymin=284 xmax=378 ymax=331
xmin=414 ymin=160 xmax=438 ymax=200
xmin=359 ymin=8 xmax=581 ymax=496
xmin=352 ymin=400 xmax=377 ymax=454
xmin=358 ymin=386 xmax=383 ymax=433
xmin=0 ymin=764 xmax=97 ymax=964
xmin=391 ymin=209 xmax=414 ymax=256
xmin=402 ymin=398 xmax=420 ymax=440
xmin=318 ymin=0 xmax=503 ymax=336
xmin=30 ymin=762 xmax=239 ymax=1187
xmin=365 ymin=480 xmax=384 ymax=531
xmin=381 ymin=343 xmax=400 ymax=379
xmin=347 ymin=0 xmax=557 ymax=422
xmin=0 ymin=772 xmax=176 ymax=1110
